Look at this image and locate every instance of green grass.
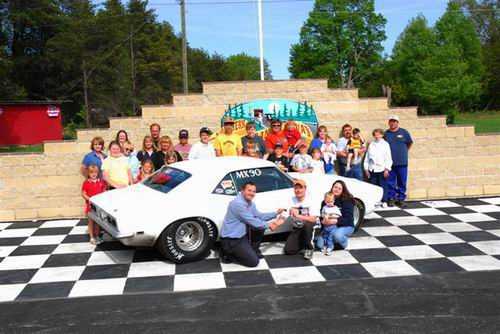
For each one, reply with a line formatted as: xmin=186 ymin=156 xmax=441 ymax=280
xmin=454 ymin=110 xmax=500 ymax=133
xmin=0 ymin=144 xmax=44 ymax=153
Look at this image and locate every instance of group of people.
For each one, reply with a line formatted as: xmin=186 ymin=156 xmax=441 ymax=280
xmin=219 ymin=178 xmax=357 ymax=266
xmin=79 ymin=115 xmax=413 ymax=248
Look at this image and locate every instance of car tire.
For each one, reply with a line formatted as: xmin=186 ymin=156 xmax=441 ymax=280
xmin=353 ymin=198 xmax=365 ymax=231
xmin=156 ymin=217 xmax=217 ymax=263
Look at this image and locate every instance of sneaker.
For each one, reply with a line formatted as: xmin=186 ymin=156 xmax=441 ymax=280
xmin=387 ymin=200 xmax=396 ymax=207
xmin=304 ymin=249 xmax=314 ymax=260
xmin=326 ymin=248 xmax=333 ymax=256
xmin=255 ymin=249 xmax=265 ymax=259
xmin=89 ymin=237 xmax=97 ymax=245
xmin=395 ymin=200 xmax=407 ymax=208
xmin=322 ymin=247 xmax=328 ymax=255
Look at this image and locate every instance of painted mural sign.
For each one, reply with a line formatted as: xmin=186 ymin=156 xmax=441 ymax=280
xmin=220 ymin=99 xmax=319 ymax=142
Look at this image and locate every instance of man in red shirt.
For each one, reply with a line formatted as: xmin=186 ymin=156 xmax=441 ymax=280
xmin=265 ymin=119 xmax=289 ymax=155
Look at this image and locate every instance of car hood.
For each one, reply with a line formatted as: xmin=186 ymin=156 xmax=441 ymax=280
xmin=90 ymin=183 xmax=165 ymax=219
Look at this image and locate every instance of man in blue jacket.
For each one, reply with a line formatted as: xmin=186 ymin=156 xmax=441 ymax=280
xmin=220 ymin=182 xmax=285 ymax=267
xmin=384 ymin=115 xmax=413 ymax=208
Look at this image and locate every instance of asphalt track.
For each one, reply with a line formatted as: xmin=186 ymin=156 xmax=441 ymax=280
xmin=1 ymin=270 xmax=500 ymax=334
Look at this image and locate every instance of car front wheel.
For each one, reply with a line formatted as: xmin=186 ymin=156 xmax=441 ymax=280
xmin=156 ymin=218 xmax=217 ymax=263
xmin=353 ymin=199 xmax=365 ymax=231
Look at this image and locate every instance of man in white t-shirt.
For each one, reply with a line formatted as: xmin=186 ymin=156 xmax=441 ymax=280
xmin=283 ymin=179 xmax=321 ymax=260
xmin=188 ymin=127 xmax=216 ymax=160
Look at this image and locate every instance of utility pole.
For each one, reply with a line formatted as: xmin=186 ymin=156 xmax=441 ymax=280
xmin=257 ymin=0 xmax=265 ymax=81
xmin=180 ymin=0 xmax=188 ymax=93
xmin=130 ymin=25 xmax=137 ymax=114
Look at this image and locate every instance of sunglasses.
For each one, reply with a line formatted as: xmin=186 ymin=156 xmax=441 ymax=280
xmin=272 ymin=124 xmax=281 ymax=127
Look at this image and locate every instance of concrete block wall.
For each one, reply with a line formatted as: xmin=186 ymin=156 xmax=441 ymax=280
xmin=1 ymin=79 xmax=499 ymax=222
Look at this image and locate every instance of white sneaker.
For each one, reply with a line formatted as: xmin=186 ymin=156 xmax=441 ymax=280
xmin=326 ymin=248 xmax=333 ymax=256
xmin=322 ymin=247 xmax=328 ymax=255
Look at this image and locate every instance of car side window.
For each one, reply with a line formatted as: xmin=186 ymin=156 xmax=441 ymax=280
xmin=231 ymin=167 xmax=293 ymax=193
xmin=212 ymin=173 xmax=238 ymax=196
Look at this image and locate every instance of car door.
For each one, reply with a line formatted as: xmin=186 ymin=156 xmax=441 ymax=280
xmin=230 ymin=166 xmax=294 ymax=234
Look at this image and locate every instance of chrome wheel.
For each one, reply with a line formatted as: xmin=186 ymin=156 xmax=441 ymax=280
xmin=175 ymin=221 xmax=205 ymax=252
xmin=353 ymin=199 xmax=365 ymax=230
xmin=353 ymin=205 xmax=360 ymax=228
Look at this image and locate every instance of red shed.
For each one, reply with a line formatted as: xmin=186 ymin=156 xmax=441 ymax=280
xmin=0 ymin=101 xmax=64 ymax=146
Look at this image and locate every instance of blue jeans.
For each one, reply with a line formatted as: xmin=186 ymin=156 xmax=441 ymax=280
xmin=342 ymin=164 xmax=363 ymax=181
xmin=387 ymin=165 xmax=408 ymax=201
xmin=369 ymin=171 xmax=388 ymax=202
xmin=316 ymin=226 xmax=355 ymax=249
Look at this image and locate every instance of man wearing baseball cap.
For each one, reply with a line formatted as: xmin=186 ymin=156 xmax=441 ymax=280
xmin=214 ymin=117 xmax=242 ymax=156
xmin=283 ymin=179 xmax=321 ymax=260
xmin=384 ymin=115 xmax=413 ymax=207
xmin=188 ymin=127 xmax=216 ymax=160
xmin=174 ymin=129 xmax=192 ymax=161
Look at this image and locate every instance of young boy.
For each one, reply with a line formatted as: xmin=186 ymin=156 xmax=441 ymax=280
xmin=267 ymin=143 xmax=290 ymax=172
xmin=321 ymin=192 xmax=342 ymax=255
xmin=82 ymin=164 xmax=107 ymax=245
xmin=189 ymin=127 xmax=216 ymax=160
xmin=290 ymin=143 xmax=313 ymax=173
xmin=346 ymin=128 xmax=365 ymax=172
xmin=310 ymin=148 xmax=325 ymax=174
xmin=364 ymin=128 xmax=392 ymax=205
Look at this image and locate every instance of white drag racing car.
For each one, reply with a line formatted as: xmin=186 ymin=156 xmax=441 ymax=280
xmin=89 ymin=157 xmax=383 ymax=263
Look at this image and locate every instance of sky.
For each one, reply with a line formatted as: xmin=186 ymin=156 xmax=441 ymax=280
xmin=133 ymin=0 xmax=450 ymax=79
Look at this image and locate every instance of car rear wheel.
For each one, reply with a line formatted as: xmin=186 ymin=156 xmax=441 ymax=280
xmin=156 ymin=218 xmax=217 ymax=263
xmin=353 ymin=198 xmax=365 ymax=231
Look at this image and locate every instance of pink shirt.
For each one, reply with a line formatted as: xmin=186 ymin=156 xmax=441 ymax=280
xmin=174 ymin=143 xmax=192 ymax=160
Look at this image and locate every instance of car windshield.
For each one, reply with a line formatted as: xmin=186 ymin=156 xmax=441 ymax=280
xmin=143 ymin=166 xmax=191 ymax=194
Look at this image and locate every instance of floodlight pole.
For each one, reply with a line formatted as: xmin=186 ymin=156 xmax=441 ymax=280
xmin=257 ymin=0 xmax=265 ymax=81
xmin=180 ymin=0 xmax=188 ymax=93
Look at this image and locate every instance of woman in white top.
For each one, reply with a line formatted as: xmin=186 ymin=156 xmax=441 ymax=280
xmin=189 ymin=127 xmax=216 ymax=160
xmin=363 ymin=128 xmax=393 ymax=204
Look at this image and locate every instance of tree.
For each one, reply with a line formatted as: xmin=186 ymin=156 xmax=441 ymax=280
xmin=289 ymin=0 xmax=386 ymax=89
xmin=390 ymin=16 xmax=437 ymax=108
xmin=390 ymin=4 xmax=484 ymax=115
xmin=224 ymin=53 xmax=272 ymax=81
xmin=453 ymin=0 xmax=500 ymax=108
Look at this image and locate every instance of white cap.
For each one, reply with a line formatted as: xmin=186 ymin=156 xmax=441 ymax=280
xmin=388 ymin=115 xmax=400 ymax=122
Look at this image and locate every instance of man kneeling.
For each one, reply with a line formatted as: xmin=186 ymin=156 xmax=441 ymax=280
xmin=220 ymin=182 xmax=285 ymax=267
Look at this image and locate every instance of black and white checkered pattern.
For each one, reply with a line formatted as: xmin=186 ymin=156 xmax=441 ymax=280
xmin=1 ymin=197 xmax=500 ymax=302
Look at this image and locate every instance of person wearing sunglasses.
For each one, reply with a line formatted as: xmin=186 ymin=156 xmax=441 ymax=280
xmin=123 ymin=141 xmax=141 ymax=181
xmin=264 ymin=119 xmax=289 ymax=156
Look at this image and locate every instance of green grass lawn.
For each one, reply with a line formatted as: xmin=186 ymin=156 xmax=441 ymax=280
xmin=455 ymin=110 xmax=500 ymax=133
xmin=0 ymin=144 xmax=44 ymax=153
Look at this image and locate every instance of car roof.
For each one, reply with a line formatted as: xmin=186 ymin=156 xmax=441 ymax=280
xmin=170 ymin=156 xmax=276 ymax=179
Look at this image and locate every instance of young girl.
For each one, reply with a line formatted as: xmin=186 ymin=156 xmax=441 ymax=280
xmin=346 ymin=128 xmax=365 ymax=171
xmin=136 ymin=159 xmax=155 ymax=183
xmin=115 ymin=130 xmax=129 ymax=151
xmin=137 ymin=135 xmax=156 ymax=162
xmin=321 ymin=136 xmax=337 ymax=174
xmin=164 ymin=151 xmax=178 ymax=165
xmin=284 ymin=120 xmax=303 ymax=153
xmin=123 ymin=141 xmax=141 ymax=180
xmin=81 ymin=164 xmax=107 ymax=245
xmin=102 ymin=141 xmax=133 ymax=189
xmin=310 ymin=148 xmax=325 ymax=174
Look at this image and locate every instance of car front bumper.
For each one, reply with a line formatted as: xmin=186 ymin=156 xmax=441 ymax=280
xmin=88 ymin=211 xmax=155 ymax=247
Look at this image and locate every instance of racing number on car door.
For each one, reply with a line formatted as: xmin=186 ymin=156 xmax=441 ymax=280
xmin=231 ymin=167 xmax=294 ymax=214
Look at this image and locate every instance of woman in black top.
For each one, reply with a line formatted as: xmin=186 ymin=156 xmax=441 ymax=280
xmin=318 ymin=180 xmax=356 ymax=250
xmin=151 ymin=135 xmax=183 ymax=170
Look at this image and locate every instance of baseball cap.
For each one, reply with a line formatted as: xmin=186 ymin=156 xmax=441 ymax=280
xmin=199 ymin=127 xmax=212 ymax=135
xmin=178 ymin=129 xmax=189 ymax=139
xmin=388 ymin=115 xmax=400 ymax=122
xmin=223 ymin=117 xmax=235 ymax=125
xmin=293 ymin=179 xmax=307 ymax=188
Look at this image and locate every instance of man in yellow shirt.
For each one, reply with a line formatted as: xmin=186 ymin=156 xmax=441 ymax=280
xmin=214 ymin=118 xmax=242 ymax=156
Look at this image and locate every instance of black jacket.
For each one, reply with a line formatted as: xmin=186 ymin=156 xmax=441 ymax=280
xmin=151 ymin=150 xmax=183 ymax=170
